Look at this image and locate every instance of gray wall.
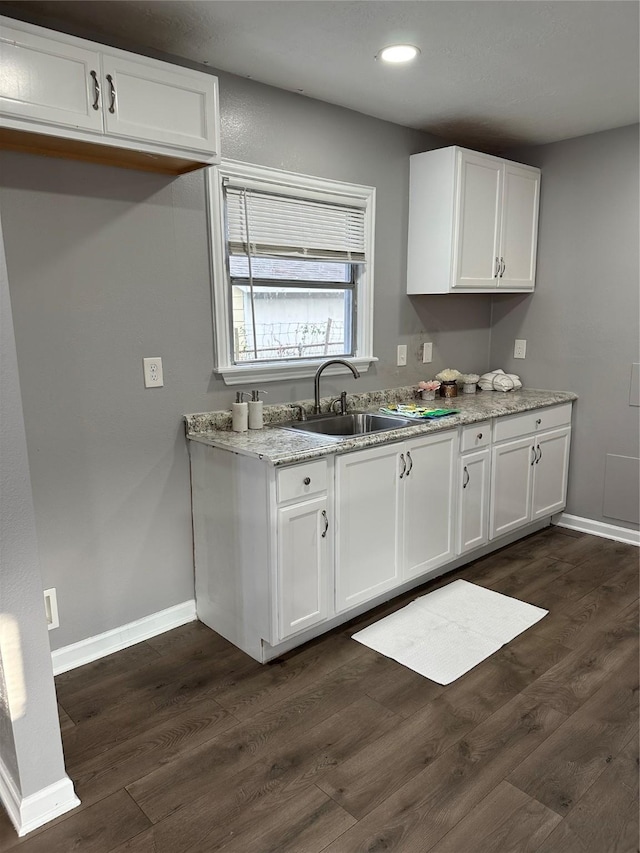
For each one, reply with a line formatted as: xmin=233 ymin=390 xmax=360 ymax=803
xmin=0 ymin=70 xmax=492 ymax=650
xmin=0 ymin=213 xmax=70 ymax=801
xmin=493 ymin=124 xmax=640 ymax=529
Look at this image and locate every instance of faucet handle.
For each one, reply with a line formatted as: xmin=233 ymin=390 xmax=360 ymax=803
xmin=330 ymin=391 xmax=348 ymax=415
xmin=290 ymin=404 xmax=307 ymax=422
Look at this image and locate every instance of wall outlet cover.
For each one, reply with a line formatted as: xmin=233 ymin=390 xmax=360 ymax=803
xmin=514 ymin=339 xmax=527 ymax=359
xmin=143 ymin=357 xmax=164 ymax=388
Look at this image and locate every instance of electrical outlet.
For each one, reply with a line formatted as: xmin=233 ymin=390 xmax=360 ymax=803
xmin=43 ymin=588 xmax=59 ymax=630
xmin=422 ymin=342 xmax=433 ymax=363
xmin=514 ymin=339 xmax=527 ymax=359
xmin=397 ymin=345 xmax=407 ymax=366
xmin=143 ymin=357 xmax=164 ymax=388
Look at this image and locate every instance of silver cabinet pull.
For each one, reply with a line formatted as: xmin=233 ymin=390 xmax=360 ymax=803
xmin=106 ymin=73 xmax=116 ymax=114
xmin=536 ymin=445 xmax=543 ymax=464
xmin=405 ymin=451 xmax=413 ymax=477
xmin=303 ymin=477 xmax=311 ymax=486
xmin=399 ymin=453 xmax=406 ymax=479
xmin=90 ymin=70 xmax=100 ymax=110
xmin=494 ymin=257 xmax=500 ymax=278
xmin=463 ymin=466 xmax=470 ymax=489
xmin=499 ymin=258 xmax=505 ymax=277
xmin=531 ymin=446 xmax=537 ymax=466
xmin=321 ymin=510 xmax=329 ymax=538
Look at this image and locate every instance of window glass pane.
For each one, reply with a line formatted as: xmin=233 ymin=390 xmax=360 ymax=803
xmin=229 ymin=255 xmax=351 ymax=283
xmin=232 ymin=285 xmax=353 ymax=363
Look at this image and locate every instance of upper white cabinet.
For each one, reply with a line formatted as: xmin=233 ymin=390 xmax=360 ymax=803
xmin=0 ymin=16 xmax=220 ymax=174
xmin=407 ymin=146 xmax=540 ymax=294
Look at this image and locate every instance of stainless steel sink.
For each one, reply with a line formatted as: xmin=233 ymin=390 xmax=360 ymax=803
xmin=278 ymin=412 xmax=416 ymax=437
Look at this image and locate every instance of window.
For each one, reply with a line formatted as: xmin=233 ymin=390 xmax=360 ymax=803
xmin=207 ymin=160 xmax=377 ymax=385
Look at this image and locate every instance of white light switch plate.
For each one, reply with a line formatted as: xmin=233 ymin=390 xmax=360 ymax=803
xmin=422 ymin=343 xmax=433 ymax=363
xmin=397 ymin=345 xmax=407 ymax=366
xmin=143 ymin=357 xmax=164 ymax=388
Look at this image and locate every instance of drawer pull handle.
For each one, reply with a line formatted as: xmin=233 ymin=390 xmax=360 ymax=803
xmin=321 ymin=510 xmax=329 ymax=538
xmin=399 ymin=453 xmax=406 ymax=479
xmin=406 ymin=451 xmax=413 ymax=476
xmin=303 ymin=477 xmax=311 ymax=486
xmin=477 ymin=432 xmax=483 ymax=440
xmin=106 ymin=73 xmax=116 ymax=114
xmin=463 ymin=466 xmax=470 ymax=489
xmin=536 ymin=418 xmax=542 ymax=426
xmin=90 ymin=70 xmax=100 ymax=110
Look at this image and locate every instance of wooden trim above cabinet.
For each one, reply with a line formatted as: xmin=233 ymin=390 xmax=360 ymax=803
xmin=0 ymin=127 xmax=208 ymax=175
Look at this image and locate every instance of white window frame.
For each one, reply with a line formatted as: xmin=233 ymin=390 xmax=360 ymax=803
xmin=206 ymin=159 xmax=377 ymax=385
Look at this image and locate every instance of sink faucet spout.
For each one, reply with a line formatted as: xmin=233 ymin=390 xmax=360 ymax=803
xmin=313 ymin=359 xmax=360 ymax=414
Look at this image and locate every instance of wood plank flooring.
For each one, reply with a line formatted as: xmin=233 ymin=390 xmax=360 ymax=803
xmin=0 ymin=526 xmax=637 ymax=852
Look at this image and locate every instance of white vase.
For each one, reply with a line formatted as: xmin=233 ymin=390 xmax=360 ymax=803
xmin=420 ymin=389 xmax=436 ymax=401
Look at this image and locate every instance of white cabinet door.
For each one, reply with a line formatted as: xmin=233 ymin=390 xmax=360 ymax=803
xmin=277 ymin=495 xmax=329 ymax=640
xmin=531 ymin=427 xmax=571 ymax=520
xmin=102 ymin=54 xmax=218 ymax=153
xmin=457 ymin=449 xmax=490 ymax=555
xmin=335 ymin=444 xmax=402 ymax=613
xmin=490 ymin=436 xmax=535 ymax=539
xmin=499 ymin=163 xmax=540 ymax=289
xmin=0 ymin=22 xmax=103 ymax=131
xmin=453 ymin=150 xmax=502 ymax=289
xmin=403 ymin=431 xmax=456 ymax=579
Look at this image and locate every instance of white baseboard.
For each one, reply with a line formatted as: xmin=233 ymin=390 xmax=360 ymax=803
xmin=553 ymin=513 xmax=640 ymax=546
xmin=51 ymin=600 xmax=196 ymax=675
xmin=0 ymin=758 xmax=79 ymax=837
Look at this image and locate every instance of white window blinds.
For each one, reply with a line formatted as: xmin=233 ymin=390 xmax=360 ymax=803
xmin=225 ymin=186 xmax=366 ymax=262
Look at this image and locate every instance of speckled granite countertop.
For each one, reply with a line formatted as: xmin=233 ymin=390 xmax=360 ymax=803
xmin=185 ymin=387 xmax=577 ymax=466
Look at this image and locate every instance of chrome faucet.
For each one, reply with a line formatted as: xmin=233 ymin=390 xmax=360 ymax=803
xmin=313 ymin=359 xmax=360 ymax=414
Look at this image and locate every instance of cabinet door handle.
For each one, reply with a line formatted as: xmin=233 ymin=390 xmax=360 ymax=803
xmin=321 ymin=510 xmax=329 ymax=538
xmin=90 ymin=70 xmax=100 ymax=110
xmin=106 ymin=74 xmax=116 ymax=114
xmin=494 ymin=257 xmax=500 ymax=278
xmin=531 ymin=446 xmax=537 ymax=466
xmin=463 ymin=466 xmax=470 ymax=489
xmin=536 ymin=445 xmax=542 ymax=464
xmin=399 ymin=453 xmax=406 ymax=479
xmin=499 ymin=257 xmax=505 ymax=277
xmin=405 ymin=451 xmax=413 ymax=477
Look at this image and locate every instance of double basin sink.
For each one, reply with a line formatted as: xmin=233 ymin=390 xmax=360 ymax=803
xmin=277 ymin=412 xmax=416 ymax=439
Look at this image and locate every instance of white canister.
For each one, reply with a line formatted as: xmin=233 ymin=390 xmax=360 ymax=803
xmin=248 ymin=389 xmax=268 ymax=429
xmin=232 ymin=391 xmax=249 ymax=432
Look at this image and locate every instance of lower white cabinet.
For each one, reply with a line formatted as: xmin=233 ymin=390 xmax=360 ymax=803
xmin=335 ymin=431 xmax=456 ymax=613
xmin=334 ymin=443 xmax=402 ymax=613
xmin=491 ymin=417 xmax=571 ymax=539
xmin=277 ymin=495 xmax=330 ymax=640
xmin=457 ymin=448 xmax=491 ymax=554
xmin=402 ymin=431 xmax=456 ymax=579
xmin=190 ymin=401 xmax=572 ymax=663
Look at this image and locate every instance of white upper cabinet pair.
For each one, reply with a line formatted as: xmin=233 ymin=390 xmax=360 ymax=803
xmin=0 ymin=16 xmax=220 ymax=173
xmin=407 ymin=146 xmax=541 ymax=293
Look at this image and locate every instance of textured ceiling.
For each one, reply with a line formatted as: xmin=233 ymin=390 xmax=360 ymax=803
xmin=2 ymin=0 xmax=638 ymax=147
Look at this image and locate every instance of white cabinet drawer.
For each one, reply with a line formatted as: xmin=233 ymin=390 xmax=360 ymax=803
xmin=493 ymin=403 xmax=572 ymax=443
xmin=277 ymin=460 xmax=328 ymax=503
xmin=460 ymin=422 xmax=491 ymax=453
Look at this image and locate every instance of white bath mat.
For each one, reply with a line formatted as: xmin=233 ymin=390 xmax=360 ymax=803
xmin=352 ymin=579 xmax=548 ymax=685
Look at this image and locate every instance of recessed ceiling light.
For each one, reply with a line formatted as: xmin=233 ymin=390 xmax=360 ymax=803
xmin=377 ymin=44 xmax=421 ymax=64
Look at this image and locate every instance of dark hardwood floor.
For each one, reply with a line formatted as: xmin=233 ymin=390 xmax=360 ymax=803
xmin=1 ymin=526 xmax=638 ymax=852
